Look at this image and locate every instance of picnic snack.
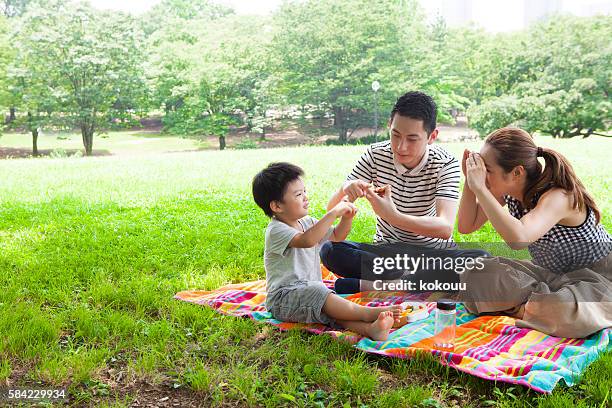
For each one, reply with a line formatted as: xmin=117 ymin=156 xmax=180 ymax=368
xmin=393 ymin=302 xmax=429 ymax=328
xmin=370 ymin=185 xmax=387 ymax=197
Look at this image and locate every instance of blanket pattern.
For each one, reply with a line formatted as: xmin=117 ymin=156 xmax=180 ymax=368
xmin=175 ymin=269 xmax=611 ymax=393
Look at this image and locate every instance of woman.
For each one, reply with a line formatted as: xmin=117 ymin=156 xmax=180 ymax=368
xmin=458 ymin=127 xmax=611 ymax=338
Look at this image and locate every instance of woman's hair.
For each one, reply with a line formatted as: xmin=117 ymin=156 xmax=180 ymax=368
xmin=485 ymin=127 xmax=601 ymax=223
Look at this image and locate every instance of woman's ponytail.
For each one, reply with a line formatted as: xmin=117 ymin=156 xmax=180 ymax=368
xmin=526 ymin=147 xmax=601 ymax=223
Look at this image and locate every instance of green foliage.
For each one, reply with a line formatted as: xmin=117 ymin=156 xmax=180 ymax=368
xmin=10 ymin=2 xmax=146 ymax=154
xmin=0 ymin=0 xmax=32 ymax=18
xmin=0 ymin=14 xmax=13 ymax=116
xmin=3 ymin=1 xmax=610 ymax=151
xmin=148 ymin=13 xmax=275 ymax=149
xmin=468 ymin=15 xmax=612 ymax=138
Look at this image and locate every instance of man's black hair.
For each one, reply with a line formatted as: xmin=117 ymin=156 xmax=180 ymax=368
xmin=252 ymin=162 xmax=304 ymax=217
xmin=389 ymin=91 xmax=437 ymax=135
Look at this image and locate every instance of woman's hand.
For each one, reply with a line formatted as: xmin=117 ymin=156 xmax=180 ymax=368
xmin=461 ymin=149 xmax=470 ymax=176
xmin=466 ymin=153 xmax=487 ymax=193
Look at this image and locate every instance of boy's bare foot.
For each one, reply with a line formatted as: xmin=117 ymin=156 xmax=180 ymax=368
xmin=381 ymin=304 xmax=403 ymax=322
xmin=367 ymin=311 xmax=395 ymax=341
xmin=364 ymin=304 xmax=402 ymax=322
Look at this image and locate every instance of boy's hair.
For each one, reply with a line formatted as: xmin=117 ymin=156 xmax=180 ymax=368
xmin=252 ymin=162 xmax=304 ymax=217
xmin=389 ymin=91 xmax=437 ymax=135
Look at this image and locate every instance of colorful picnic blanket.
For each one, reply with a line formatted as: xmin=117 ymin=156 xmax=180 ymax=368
xmin=175 ymin=268 xmax=611 ymax=394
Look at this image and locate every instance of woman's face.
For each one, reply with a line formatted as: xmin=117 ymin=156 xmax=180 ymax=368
xmin=479 ymin=144 xmax=515 ymax=199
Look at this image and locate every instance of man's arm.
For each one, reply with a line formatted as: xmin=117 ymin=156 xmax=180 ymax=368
xmin=365 ymin=185 xmax=457 ymax=240
xmin=389 ymin=199 xmax=457 ymax=240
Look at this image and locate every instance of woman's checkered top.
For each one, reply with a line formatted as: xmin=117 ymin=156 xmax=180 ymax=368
xmin=505 ymin=195 xmax=611 ymax=273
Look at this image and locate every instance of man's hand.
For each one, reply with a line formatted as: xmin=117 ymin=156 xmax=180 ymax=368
xmin=332 ymin=200 xmax=358 ymax=219
xmin=365 ymin=184 xmax=397 ymax=221
xmin=466 ymin=153 xmax=487 ymax=193
xmin=342 ymin=180 xmax=371 ymax=202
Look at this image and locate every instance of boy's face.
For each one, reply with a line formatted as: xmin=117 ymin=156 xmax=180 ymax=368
xmin=271 ymin=177 xmax=309 ymax=220
xmin=389 ymin=114 xmax=437 ymax=168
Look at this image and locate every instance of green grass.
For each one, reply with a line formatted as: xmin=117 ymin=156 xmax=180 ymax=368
xmin=0 ymin=135 xmax=610 ymax=406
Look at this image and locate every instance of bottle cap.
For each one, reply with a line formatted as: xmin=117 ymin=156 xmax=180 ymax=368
xmin=436 ymin=299 xmax=456 ymax=311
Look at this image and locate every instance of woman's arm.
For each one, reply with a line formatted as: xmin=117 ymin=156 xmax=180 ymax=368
xmin=457 ymin=182 xmax=490 ymax=234
xmin=458 ymin=149 xmax=489 ymax=234
xmin=467 ymin=155 xmax=571 ymax=249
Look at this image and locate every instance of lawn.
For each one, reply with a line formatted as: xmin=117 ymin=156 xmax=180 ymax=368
xmin=0 ymin=134 xmax=610 ymax=407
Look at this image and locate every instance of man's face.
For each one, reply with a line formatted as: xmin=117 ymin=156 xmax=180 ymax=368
xmin=389 ymin=114 xmax=436 ymax=168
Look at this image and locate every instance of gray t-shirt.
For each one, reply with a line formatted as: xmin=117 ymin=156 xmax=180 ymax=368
xmin=264 ymin=216 xmax=333 ymax=298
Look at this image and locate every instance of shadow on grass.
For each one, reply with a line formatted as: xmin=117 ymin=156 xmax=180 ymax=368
xmin=0 ymin=147 xmax=112 ymax=159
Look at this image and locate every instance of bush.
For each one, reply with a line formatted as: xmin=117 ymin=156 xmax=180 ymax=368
xmin=233 ymin=137 xmax=258 ymax=150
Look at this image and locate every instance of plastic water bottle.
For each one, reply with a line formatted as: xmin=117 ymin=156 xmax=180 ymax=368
xmin=433 ymin=299 xmax=456 ymax=351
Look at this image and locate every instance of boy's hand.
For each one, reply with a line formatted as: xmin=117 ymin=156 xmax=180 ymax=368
xmin=342 ymin=180 xmax=370 ymax=202
xmin=332 ymin=200 xmax=358 ymax=219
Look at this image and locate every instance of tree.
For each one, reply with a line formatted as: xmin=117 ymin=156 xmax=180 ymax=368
xmin=468 ymin=15 xmax=611 ymax=138
xmin=272 ymin=0 xmax=403 ymax=142
xmin=148 ymin=13 xmax=275 ymax=149
xmin=140 ymin=0 xmax=232 ymax=36
xmin=0 ymin=14 xmax=12 ymax=121
xmin=271 ymin=0 xmax=470 ymax=142
xmin=0 ymin=0 xmax=31 ymax=18
xmin=14 ymin=3 xmax=146 ymax=155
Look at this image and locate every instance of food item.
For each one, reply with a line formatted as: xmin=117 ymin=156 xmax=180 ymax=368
xmin=373 ymin=186 xmax=386 ymax=197
xmin=392 ymin=302 xmax=429 ymax=328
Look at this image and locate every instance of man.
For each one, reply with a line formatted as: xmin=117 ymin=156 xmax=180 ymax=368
xmin=321 ymin=91 xmax=488 ymax=294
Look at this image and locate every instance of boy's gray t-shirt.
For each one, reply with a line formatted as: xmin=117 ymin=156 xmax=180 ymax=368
xmin=264 ymin=216 xmax=333 ymax=298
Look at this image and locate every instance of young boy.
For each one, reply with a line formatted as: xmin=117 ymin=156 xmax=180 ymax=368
xmin=252 ymin=162 xmax=402 ymax=341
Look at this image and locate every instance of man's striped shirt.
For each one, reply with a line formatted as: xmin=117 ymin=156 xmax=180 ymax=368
xmin=347 ymin=141 xmax=460 ymax=248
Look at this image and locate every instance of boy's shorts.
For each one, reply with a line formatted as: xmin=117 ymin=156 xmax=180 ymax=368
xmin=267 ymin=281 xmax=340 ymax=328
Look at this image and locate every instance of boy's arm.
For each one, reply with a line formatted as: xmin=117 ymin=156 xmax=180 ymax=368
xmin=330 ymin=214 xmax=354 ymax=242
xmin=290 ymin=202 xmax=356 ymax=248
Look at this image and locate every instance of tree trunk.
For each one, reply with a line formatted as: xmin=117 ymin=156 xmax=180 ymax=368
xmin=8 ymin=107 xmax=15 ymax=123
xmin=334 ymin=107 xmax=348 ymax=143
xmin=32 ymin=128 xmax=39 ymax=157
xmin=81 ymin=124 xmax=94 ymax=156
xmin=27 ymin=112 xmax=39 ymax=156
xmin=219 ymin=135 xmax=226 ymax=150
xmin=260 ymin=117 xmax=267 ymax=141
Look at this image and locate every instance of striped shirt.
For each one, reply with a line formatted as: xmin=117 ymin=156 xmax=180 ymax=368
xmin=347 ymin=141 xmax=460 ymax=248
